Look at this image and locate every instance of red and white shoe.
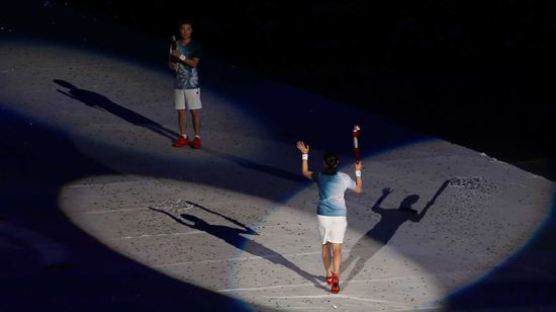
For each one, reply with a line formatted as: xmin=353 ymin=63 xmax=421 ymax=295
xmin=331 ymin=273 xmax=340 ymax=294
xmin=172 ymin=136 xmax=189 ymax=148
xmin=191 ymin=136 xmax=201 ymax=149
xmin=326 ymin=275 xmax=334 ymax=286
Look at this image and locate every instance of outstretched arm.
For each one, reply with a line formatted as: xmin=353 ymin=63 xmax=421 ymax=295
xmin=185 ymin=201 xmax=258 ymax=235
xmin=149 ymin=207 xmax=193 ymax=228
xmin=56 ymin=89 xmax=77 ymax=100
xmin=372 ymin=188 xmax=392 ymax=212
xmin=353 ymin=161 xmax=363 ymax=193
xmin=296 ymin=141 xmax=313 ymax=180
xmin=413 ymin=180 xmax=450 ymax=222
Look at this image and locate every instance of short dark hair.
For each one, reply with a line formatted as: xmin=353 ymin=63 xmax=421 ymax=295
xmin=323 ymin=151 xmax=339 ymax=175
xmin=178 ymin=19 xmax=193 ymax=28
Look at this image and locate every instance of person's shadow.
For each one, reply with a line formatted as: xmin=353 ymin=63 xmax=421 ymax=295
xmin=149 ymin=201 xmax=327 ymax=291
xmin=53 ymin=79 xmax=178 ymax=141
xmin=341 ymin=180 xmax=450 ymax=289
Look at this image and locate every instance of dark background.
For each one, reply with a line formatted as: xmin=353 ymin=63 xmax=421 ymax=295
xmin=1 ymin=2 xmax=555 ymax=310
xmin=12 ymin=0 xmax=556 ymax=179
xmin=66 ymin=0 xmax=556 ymax=179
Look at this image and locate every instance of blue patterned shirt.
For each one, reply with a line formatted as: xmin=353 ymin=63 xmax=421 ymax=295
xmin=174 ymin=40 xmax=202 ymax=89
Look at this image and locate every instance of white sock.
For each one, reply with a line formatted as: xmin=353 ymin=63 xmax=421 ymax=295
xmin=182 ymin=134 xmax=188 ymax=139
xmin=195 ymin=135 xmax=201 ymax=138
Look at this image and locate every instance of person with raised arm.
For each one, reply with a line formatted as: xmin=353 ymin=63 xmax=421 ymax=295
xmin=296 ymin=141 xmax=363 ymax=294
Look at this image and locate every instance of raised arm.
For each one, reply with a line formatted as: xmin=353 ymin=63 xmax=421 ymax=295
xmin=296 ymin=141 xmax=313 ymax=180
xmin=353 ymin=161 xmax=363 ymax=193
xmin=413 ymin=180 xmax=450 ymax=222
xmin=372 ymin=187 xmax=392 ymax=212
xmin=149 ymin=207 xmax=193 ymax=228
xmin=186 ymin=201 xmax=258 ymax=235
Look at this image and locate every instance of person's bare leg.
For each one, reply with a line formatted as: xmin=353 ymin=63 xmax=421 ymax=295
xmin=322 ymin=242 xmax=332 ymax=277
xmin=332 ymin=243 xmax=342 ymax=276
xmin=177 ymin=109 xmax=187 ymax=136
xmin=191 ymin=109 xmax=201 ymax=137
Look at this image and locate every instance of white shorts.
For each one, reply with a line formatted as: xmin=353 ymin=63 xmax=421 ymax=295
xmin=174 ymin=88 xmax=202 ymax=110
xmin=317 ymin=215 xmax=347 ymax=244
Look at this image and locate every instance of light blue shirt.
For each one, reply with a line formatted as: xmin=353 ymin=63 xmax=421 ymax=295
xmin=313 ymin=171 xmax=356 ymax=216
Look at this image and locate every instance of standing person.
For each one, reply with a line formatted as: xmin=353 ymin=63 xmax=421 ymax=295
xmin=296 ymin=141 xmax=363 ymax=294
xmin=169 ymin=20 xmax=203 ymax=149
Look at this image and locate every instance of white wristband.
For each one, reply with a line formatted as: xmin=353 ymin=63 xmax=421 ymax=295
xmin=179 ymin=54 xmax=187 ymax=61
xmin=302 ymin=154 xmax=309 ymax=160
xmin=355 ymin=170 xmax=362 ymax=177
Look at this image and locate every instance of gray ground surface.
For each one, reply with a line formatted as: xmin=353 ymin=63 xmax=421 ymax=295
xmin=1 ymin=40 xmax=554 ymax=311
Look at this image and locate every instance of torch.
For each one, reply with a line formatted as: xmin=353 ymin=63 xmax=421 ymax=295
xmin=352 ymin=124 xmax=361 ymax=162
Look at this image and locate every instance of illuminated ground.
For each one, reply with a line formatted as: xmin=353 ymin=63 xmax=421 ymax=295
xmin=1 ymin=39 xmax=554 ymax=311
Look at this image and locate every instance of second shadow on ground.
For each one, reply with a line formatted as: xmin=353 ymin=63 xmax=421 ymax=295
xmin=150 ymin=201 xmax=327 ymax=291
xmin=54 ymin=79 xmax=178 ymax=141
xmin=342 ymin=180 xmax=450 ymax=289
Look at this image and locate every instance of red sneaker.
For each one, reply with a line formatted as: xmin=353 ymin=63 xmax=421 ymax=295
xmin=331 ymin=273 xmax=340 ymax=294
xmin=173 ymin=136 xmax=189 ymax=148
xmin=326 ymin=275 xmax=334 ymax=286
xmin=191 ymin=136 xmax=201 ymax=149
